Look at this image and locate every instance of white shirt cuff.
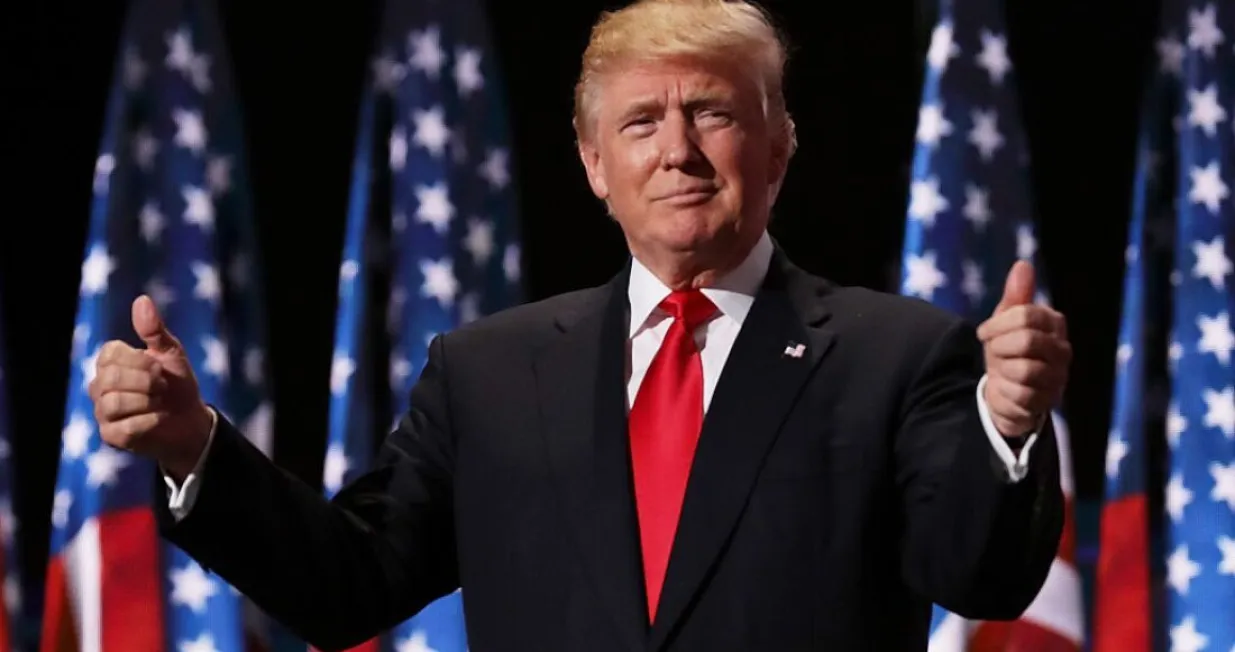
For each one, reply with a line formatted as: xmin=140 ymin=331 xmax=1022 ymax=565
xmin=163 ymin=407 xmax=218 ymax=521
xmin=975 ymin=374 xmax=1038 ymax=483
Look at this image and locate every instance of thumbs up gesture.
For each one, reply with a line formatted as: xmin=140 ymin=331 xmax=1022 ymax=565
xmin=88 ymin=295 xmax=214 ymax=478
xmin=975 ymin=261 xmax=1072 ymax=438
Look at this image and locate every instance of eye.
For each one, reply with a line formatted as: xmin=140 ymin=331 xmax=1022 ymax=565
xmin=621 ymin=117 xmax=656 ymax=136
xmin=696 ymin=109 xmax=733 ymax=126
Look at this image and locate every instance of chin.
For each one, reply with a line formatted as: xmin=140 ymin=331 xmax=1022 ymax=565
xmin=656 ymin=213 xmax=723 ymax=252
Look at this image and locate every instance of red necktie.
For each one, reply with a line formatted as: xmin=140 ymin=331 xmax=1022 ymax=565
xmin=628 ymin=289 xmax=717 ymax=623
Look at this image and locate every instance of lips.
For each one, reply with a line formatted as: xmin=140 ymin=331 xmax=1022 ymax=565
xmin=655 ymin=187 xmax=718 ymax=202
xmin=658 ymin=190 xmax=716 ymax=207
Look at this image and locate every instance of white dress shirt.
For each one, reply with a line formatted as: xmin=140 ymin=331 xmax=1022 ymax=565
xmin=166 ymin=231 xmax=1036 ymax=521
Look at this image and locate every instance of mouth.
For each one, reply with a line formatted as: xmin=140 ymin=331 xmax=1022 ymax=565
xmin=655 ymin=187 xmax=718 ymax=206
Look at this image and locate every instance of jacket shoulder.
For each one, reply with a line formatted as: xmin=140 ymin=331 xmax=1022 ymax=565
xmin=814 ymin=285 xmax=984 ymax=396
xmin=775 ymin=251 xmax=968 ymax=341
xmin=826 ymin=286 xmax=970 ymax=335
xmin=437 ymin=284 xmax=609 ymax=350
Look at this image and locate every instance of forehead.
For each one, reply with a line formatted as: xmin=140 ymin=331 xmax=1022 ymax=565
xmin=594 ymin=57 xmax=756 ymax=111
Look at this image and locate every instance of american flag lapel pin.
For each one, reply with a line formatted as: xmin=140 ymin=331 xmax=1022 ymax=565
xmin=783 ymin=342 xmax=806 ymax=358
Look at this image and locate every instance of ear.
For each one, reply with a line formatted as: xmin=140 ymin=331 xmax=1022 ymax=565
xmin=769 ymin=116 xmax=794 ymax=185
xmin=576 ymin=132 xmax=610 ymax=200
xmin=765 ymin=117 xmax=795 ymax=202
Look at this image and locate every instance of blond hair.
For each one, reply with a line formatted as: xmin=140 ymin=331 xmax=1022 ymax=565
xmin=573 ymin=0 xmax=796 ymax=154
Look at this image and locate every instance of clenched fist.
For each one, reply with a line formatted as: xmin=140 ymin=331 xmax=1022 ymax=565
xmin=976 ymin=261 xmax=1071 ymax=438
xmin=87 ymin=295 xmax=214 ymax=479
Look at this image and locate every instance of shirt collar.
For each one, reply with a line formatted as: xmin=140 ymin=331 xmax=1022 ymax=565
xmin=627 ymin=230 xmax=774 ymax=338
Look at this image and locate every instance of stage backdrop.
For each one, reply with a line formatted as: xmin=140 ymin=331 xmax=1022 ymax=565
xmin=0 ymin=0 xmax=1159 ymax=642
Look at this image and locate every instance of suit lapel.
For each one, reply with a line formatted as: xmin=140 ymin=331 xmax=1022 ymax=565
xmin=649 ymin=252 xmax=837 ymax=650
xmin=533 ymin=263 xmax=648 ymax=649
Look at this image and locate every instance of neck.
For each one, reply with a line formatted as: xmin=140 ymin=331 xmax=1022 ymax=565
xmin=632 ymin=230 xmax=763 ymax=291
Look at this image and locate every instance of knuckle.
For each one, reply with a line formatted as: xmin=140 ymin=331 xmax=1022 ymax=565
xmin=996 ymin=359 xmax=1021 ymax=381
xmin=137 ymin=352 xmax=158 ymax=370
xmin=102 ymin=392 xmax=124 ymax=417
xmin=105 ymin=364 xmax=124 ymax=387
xmin=1033 ymin=308 xmax=1054 ymax=331
xmin=135 ymin=369 xmax=152 ymax=391
xmin=112 ymin=429 xmax=136 ymax=449
xmin=102 ymin=340 xmax=129 ymax=364
xmin=98 ymin=340 xmax=117 ymax=363
xmin=99 ymin=423 xmax=123 ymax=447
xmin=116 ymin=417 xmax=143 ymax=443
xmin=91 ymin=363 xmax=108 ymax=390
xmin=1010 ymin=359 xmax=1037 ymax=383
xmin=1010 ymin=383 xmax=1036 ymax=407
xmin=1006 ymin=306 xmax=1028 ymax=329
xmin=994 ymin=376 xmax=1028 ymax=403
xmin=115 ymin=428 xmax=135 ymax=448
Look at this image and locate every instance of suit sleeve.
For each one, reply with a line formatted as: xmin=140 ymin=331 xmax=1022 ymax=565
xmin=155 ymin=335 xmax=459 ymax=652
xmin=893 ymin=318 xmax=1064 ymax=620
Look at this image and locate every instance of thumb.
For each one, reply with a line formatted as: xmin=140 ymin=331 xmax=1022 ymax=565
xmin=132 ymin=295 xmax=179 ymax=354
xmin=994 ymin=260 xmax=1036 ymax=314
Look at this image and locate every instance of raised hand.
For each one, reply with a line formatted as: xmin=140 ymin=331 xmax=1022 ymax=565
xmin=976 ymin=261 xmax=1071 ymax=438
xmin=87 ymin=295 xmax=214 ymax=478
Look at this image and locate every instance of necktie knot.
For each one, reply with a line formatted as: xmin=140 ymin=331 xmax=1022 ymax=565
xmin=659 ymin=290 xmax=716 ymax=333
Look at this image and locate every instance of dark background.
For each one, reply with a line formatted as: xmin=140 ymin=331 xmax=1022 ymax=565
xmin=1 ymin=0 xmax=1158 ymax=633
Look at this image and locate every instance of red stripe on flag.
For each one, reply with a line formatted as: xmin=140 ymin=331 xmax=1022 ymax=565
xmin=1093 ymin=494 xmax=1151 ymax=652
xmin=970 ymin=619 xmax=1080 ymax=652
xmin=39 ymin=556 xmax=79 ymax=652
xmin=98 ymin=509 xmax=165 ymax=652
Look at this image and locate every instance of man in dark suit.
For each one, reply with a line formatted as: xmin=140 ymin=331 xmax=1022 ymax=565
xmin=87 ymin=0 xmax=1071 ymax=649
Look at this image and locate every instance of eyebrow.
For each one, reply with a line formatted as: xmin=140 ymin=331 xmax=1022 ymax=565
xmin=614 ymin=92 xmax=734 ymax=123
xmin=616 ymin=98 xmax=663 ymax=122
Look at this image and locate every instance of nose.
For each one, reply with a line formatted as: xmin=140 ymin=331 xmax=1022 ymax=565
xmin=658 ymin=111 xmax=700 ymax=170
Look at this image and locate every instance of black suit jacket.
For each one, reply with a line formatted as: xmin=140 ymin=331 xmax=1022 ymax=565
xmin=156 ymin=249 xmax=1063 ymax=651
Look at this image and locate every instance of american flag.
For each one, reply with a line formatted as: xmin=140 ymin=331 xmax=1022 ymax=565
xmin=1097 ymin=1 xmax=1235 ymax=649
xmin=38 ymin=1 xmax=274 ymax=651
xmin=897 ymin=0 xmax=1084 ymax=649
xmin=1161 ymin=0 xmax=1235 ymax=642
xmin=0 ymin=296 xmax=23 ymax=652
xmin=1090 ymin=3 xmax=1182 ymax=649
xmin=324 ymin=1 xmax=522 ymax=651
xmin=1161 ymin=0 xmax=1235 ymax=645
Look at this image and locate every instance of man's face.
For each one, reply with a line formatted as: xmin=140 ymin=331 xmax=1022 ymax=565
xmin=578 ymin=57 xmax=787 ymax=272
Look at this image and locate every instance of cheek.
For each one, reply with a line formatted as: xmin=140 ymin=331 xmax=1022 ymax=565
xmin=702 ymin=135 xmax=754 ymax=184
xmin=731 ymin=136 xmax=764 ymax=176
xmin=606 ymin=146 xmax=660 ymax=196
xmin=737 ymin=148 xmax=774 ymax=195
